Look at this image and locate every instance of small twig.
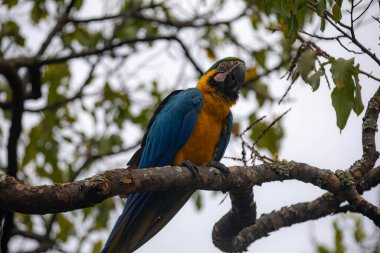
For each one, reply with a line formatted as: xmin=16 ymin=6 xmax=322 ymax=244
xmin=324 ymin=14 xmax=380 ymax=66
xmin=354 ymin=0 xmax=374 ymax=22
xmin=25 ymin=61 xmax=98 ymax=113
xmin=300 ymin=30 xmax=345 ymax=41
xmin=278 ymin=82 xmax=296 ymax=105
xmin=36 ymin=0 xmax=76 ymax=57
xmin=173 ymin=38 xmax=203 ymax=76
xmin=253 ymin=108 xmax=291 ymax=147
xmin=240 ymin=116 xmax=266 ymax=136
xmin=350 ymin=0 xmax=356 ymax=40
xmin=336 ymin=38 xmax=364 ymax=54
xmin=282 ymin=45 xmax=306 ymax=80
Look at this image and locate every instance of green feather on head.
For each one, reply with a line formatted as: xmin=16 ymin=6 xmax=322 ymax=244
xmin=205 ymin=57 xmax=245 ymax=74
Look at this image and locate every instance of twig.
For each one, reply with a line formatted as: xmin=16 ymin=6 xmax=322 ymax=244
xmin=278 ymin=82 xmax=296 ymax=105
xmin=25 ymin=61 xmax=98 ymax=113
xmin=240 ymin=116 xmax=266 ymax=136
xmin=36 ymin=0 xmax=76 ymax=57
xmin=336 ymin=38 xmax=364 ymax=54
xmin=354 ymin=0 xmax=374 ymax=22
xmin=324 ymin=14 xmax=380 ymax=66
xmin=253 ymin=109 xmax=291 ymax=147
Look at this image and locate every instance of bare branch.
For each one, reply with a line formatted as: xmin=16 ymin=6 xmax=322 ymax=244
xmin=354 ymin=0 xmax=374 ymax=22
xmin=253 ymin=109 xmax=291 ymax=147
xmin=68 ymin=8 xmax=246 ymax=29
xmin=0 ymin=161 xmax=374 ymax=214
xmin=324 ymin=14 xmax=380 ymax=67
xmin=336 ymin=38 xmax=364 ymax=54
xmin=36 ymin=0 xmax=76 ymax=57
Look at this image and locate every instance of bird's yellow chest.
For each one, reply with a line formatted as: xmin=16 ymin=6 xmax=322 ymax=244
xmin=173 ymin=86 xmax=233 ymax=166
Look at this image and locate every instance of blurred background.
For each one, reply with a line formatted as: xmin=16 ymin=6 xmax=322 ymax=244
xmin=0 ymin=0 xmax=379 ymax=252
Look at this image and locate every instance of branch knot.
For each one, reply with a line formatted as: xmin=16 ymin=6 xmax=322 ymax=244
xmin=335 ymin=170 xmax=355 ymax=189
xmin=362 ymin=117 xmax=378 ymax=132
xmin=270 ymin=160 xmax=296 ymax=177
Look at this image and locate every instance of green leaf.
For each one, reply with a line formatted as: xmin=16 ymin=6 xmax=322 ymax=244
xmin=286 ymin=14 xmax=299 ymax=43
xmin=74 ymin=26 xmax=101 ymax=48
xmin=95 ymin=199 xmax=114 ymax=229
xmin=331 ymin=82 xmax=354 ymax=131
xmin=73 ymin=0 xmax=84 ymax=10
xmin=316 ymin=0 xmax=326 ymax=16
xmin=353 ymin=217 xmax=366 ymax=242
xmin=3 ymin=0 xmax=18 ymax=9
xmin=352 ymin=65 xmax=364 ymax=115
xmin=317 ymin=245 xmax=332 ymax=253
xmin=97 ymin=134 xmax=123 ymax=155
xmin=308 ymin=68 xmax=324 ymax=91
xmin=320 ymin=17 xmax=326 ymax=32
xmin=249 ymin=114 xmax=284 ymax=155
xmin=256 ymin=83 xmax=270 ymax=106
xmin=56 ymin=214 xmax=74 ymax=241
xmin=92 ymin=240 xmax=103 ymax=253
xmin=253 ymin=50 xmax=267 ymax=69
xmin=2 ymin=21 xmax=25 ymax=46
xmin=193 ymin=191 xmax=203 ymax=210
xmin=332 ymin=3 xmax=342 ymax=22
xmin=298 ymin=50 xmax=317 ymax=80
xmin=31 ymin=1 xmax=48 ymax=23
xmin=330 ymin=58 xmax=355 ymax=89
xmin=333 ymin=221 xmax=345 ymax=253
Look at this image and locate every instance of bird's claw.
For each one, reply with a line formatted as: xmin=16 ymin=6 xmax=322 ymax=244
xmin=208 ymin=161 xmax=230 ymax=175
xmin=181 ymin=160 xmax=199 ymax=178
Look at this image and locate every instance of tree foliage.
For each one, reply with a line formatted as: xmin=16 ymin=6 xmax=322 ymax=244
xmin=0 ymin=0 xmax=379 ymax=252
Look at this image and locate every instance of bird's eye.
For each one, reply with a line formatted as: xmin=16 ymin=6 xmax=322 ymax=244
xmin=218 ymin=62 xmax=229 ymax=72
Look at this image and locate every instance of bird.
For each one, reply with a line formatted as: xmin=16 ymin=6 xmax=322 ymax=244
xmin=101 ymin=57 xmax=246 ymax=253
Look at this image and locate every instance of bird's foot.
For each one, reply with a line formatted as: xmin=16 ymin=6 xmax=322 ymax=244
xmin=181 ymin=160 xmax=199 ymax=178
xmin=208 ymin=161 xmax=230 ymax=175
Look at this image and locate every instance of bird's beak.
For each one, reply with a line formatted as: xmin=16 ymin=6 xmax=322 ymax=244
xmin=230 ymin=61 xmax=246 ymax=91
xmin=220 ymin=61 xmax=245 ymax=93
xmin=212 ymin=61 xmax=245 ymax=101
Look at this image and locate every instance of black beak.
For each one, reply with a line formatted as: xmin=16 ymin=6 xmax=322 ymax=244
xmin=230 ymin=62 xmax=245 ymax=90
xmin=223 ymin=62 xmax=245 ymax=99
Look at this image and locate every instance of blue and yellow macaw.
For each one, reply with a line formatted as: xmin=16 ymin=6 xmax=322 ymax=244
xmin=102 ymin=57 xmax=245 ymax=253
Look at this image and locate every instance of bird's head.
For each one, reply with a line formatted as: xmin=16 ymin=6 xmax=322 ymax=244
xmin=198 ymin=57 xmax=245 ymax=102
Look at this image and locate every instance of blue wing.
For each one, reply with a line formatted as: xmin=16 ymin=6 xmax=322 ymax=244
xmin=102 ymin=88 xmax=203 ymax=253
xmin=213 ymin=111 xmax=233 ymax=161
xmin=138 ymin=88 xmax=203 ymax=167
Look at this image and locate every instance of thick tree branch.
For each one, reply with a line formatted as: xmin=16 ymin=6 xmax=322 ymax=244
xmin=212 ymin=166 xmax=380 ymax=252
xmin=0 ymin=65 xmax=25 ymax=253
xmin=215 ymin=193 xmax=342 ymax=252
xmin=0 ymin=35 xmax=184 ymax=69
xmin=350 ymin=86 xmax=380 ymax=179
xmin=0 ymin=162 xmax=377 ymax=253
xmin=0 ymin=161 xmax=378 ymax=214
xmin=68 ymin=8 xmax=246 ymax=29
xmin=212 ymin=189 xmax=257 ymax=252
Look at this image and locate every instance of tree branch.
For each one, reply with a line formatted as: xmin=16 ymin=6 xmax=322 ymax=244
xmin=0 ymin=65 xmax=25 ymax=253
xmin=0 ymin=161 xmax=377 ymax=214
xmin=68 ymin=8 xmax=246 ymax=29
xmin=350 ymin=85 xmax=380 ymax=179
xmin=36 ymin=0 xmax=76 ymax=57
xmin=0 ymin=35 xmax=180 ymax=69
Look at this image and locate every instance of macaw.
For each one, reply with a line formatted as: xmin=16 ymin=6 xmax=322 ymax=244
xmin=102 ymin=57 xmax=245 ymax=253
